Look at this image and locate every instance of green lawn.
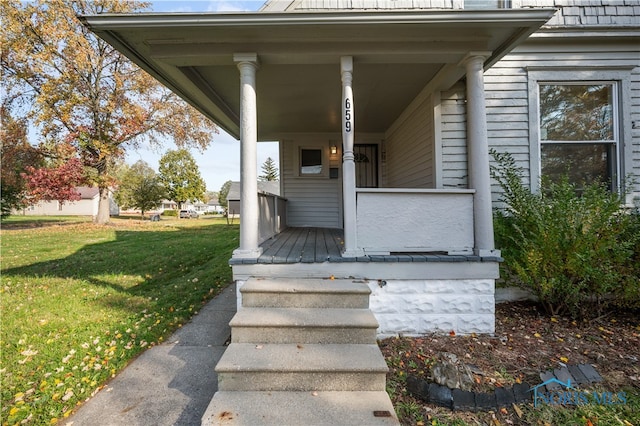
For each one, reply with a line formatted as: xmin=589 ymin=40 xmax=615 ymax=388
xmin=1 ymin=216 xmax=238 ymax=425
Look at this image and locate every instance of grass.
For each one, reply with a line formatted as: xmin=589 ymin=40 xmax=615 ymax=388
xmin=1 ymin=216 xmax=238 ymax=425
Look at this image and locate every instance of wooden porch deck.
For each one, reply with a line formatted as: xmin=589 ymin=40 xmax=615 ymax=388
xmin=258 ymin=227 xmax=345 ymax=263
xmin=228 ymin=227 xmax=503 ymax=265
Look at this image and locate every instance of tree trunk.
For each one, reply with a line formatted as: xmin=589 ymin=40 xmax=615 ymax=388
xmin=94 ymin=186 xmax=111 ymax=224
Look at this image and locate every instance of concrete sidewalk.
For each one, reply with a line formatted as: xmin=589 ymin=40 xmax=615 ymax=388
xmin=65 ymin=284 xmax=237 ymax=426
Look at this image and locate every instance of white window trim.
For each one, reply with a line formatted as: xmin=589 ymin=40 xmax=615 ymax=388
xmin=526 ymin=67 xmax=634 ymax=195
xmin=295 ymin=144 xmax=329 ymax=178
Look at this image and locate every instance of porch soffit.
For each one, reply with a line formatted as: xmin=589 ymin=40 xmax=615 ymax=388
xmin=81 ymin=9 xmax=556 ymax=139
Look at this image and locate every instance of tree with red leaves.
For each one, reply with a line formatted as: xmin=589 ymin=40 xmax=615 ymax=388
xmin=23 ymin=158 xmax=86 ymax=207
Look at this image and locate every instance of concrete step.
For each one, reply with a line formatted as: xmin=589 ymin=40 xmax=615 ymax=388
xmin=215 ymin=343 xmax=388 ymax=391
xmin=202 ymin=391 xmax=399 ymax=425
xmin=240 ymin=278 xmax=370 ymax=308
xmin=230 ymin=307 xmax=379 ymax=344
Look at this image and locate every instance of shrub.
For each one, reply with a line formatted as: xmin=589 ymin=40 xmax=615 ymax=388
xmin=491 ymin=150 xmax=640 ymax=317
xmin=161 ymin=209 xmax=177 ymax=217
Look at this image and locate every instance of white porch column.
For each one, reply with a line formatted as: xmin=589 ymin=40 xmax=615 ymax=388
xmin=341 ymin=56 xmax=362 ymax=257
xmin=463 ymin=53 xmax=499 ymax=256
xmin=233 ymin=53 xmax=262 ymax=259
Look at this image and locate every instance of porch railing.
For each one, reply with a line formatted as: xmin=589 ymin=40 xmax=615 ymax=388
xmin=258 ymin=192 xmax=287 ymax=244
xmin=355 ymin=188 xmax=475 ymax=255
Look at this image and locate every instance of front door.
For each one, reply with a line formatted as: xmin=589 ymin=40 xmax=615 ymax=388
xmin=354 ymin=144 xmax=378 ymax=188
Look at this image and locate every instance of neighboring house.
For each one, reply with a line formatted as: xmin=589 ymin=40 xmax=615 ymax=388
xmin=83 ymin=1 xmax=639 ymax=338
xmin=206 ymin=197 xmax=225 ymax=214
xmin=158 ymin=200 xmax=178 ymax=212
xmin=226 ymin=180 xmax=281 ymax=217
xmin=192 ymin=201 xmax=209 ymax=214
xmin=20 ymin=186 xmax=120 ymax=217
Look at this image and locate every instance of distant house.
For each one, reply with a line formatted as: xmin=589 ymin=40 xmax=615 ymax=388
xmin=159 ymin=200 xmax=178 ymax=212
xmin=20 ymin=186 xmax=119 ymax=217
xmin=207 ymin=197 xmax=224 ymax=214
xmin=192 ymin=201 xmax=209 ymax=214
xmin=227 ymin=181 xmax=281 ymax=217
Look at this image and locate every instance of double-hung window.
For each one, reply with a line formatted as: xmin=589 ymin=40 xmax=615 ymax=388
xmin=538 ymin=82 xmax=619 ymax=191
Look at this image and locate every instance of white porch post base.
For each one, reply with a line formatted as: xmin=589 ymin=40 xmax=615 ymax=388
xmin=232 ymin=247 xmax=263 ymax=259
xmin=476 ymin=248 xmax=501 ymax=257
xmin=342 ymin=248 xmax=365 ymax=258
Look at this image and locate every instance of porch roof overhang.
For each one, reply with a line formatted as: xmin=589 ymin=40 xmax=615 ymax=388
xmin=81 ymin=9 xmax=555 ymax=140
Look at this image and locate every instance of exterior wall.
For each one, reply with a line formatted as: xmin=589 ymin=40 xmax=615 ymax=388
xmin=485 ymin=38 xmax=640 ymax=202
xmin=384 ymin=94 xmax=435 ymax=188
xmin=22 ymin=198 xmax=98 ymax=216
xmin=281 ymin=137 xmax=343 ymax=228
xmin=440 ymin=84 xmax=469 ymax=189
xmin=369 ymin=279 xmax=495 ymax=337
xmin=515 ymin=0 xmax=640 ymax=27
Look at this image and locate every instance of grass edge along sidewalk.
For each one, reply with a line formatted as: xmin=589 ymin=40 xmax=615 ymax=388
xmin=1 ymin=216 xmax=238 ymax=425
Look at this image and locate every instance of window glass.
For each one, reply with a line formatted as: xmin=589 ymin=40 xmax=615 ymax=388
xmin=540 ymin=84 xmax=614 ymax=141
xmin=300 ymin=148 xmax=322 ymax=175
xmin=539 ymin=83 xmax=617 ymax=191
xmin=541 ymin=143 xmax=614 ymax=188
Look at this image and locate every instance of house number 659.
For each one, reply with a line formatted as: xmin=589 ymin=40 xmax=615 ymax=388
xmin=345 ymin=98 xmax=352 ymax=133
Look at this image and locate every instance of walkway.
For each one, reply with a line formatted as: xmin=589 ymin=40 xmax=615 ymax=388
xmin=64 ymin=284 xmax=237 ymax=426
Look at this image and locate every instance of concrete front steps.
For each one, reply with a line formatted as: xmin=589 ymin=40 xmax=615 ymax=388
xmin=202 ymin=278 xmax=398 ymax=425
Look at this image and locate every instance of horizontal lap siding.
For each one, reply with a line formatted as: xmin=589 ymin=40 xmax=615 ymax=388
xmin=441 ymin=88 xmax=468 ymax=189
xmin=484 ymin=59 xmax=531 ymax=198
xmin=384 ymin=95 xmax=434 ymax=188
xmin=631 ymin=67 xmax=640 ymax=197
xmin=487 ymin=41 xmax=640 ymax=198
xmin=282 ymin=140 xmax=342 ymax=228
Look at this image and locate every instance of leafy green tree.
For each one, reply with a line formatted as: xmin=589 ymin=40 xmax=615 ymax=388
xmin=115 ymin=160 xmax=166 ymax=219
xmin=1 ymin=0 xmax=216 ymax=224
xmin=218 ymin=180 xmax=233 ymax=209
xmin=158 ymin=149 xmax=206 ymax=211
xmin=259 ymin=157 xmax=279 ymax=181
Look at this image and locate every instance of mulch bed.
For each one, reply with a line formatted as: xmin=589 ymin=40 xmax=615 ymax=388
xmin=379 ymin=301 xmax=640 ymax=424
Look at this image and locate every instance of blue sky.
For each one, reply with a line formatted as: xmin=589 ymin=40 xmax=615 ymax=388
xmin=149 ymin=1 xmax=266 ymax=13
xmin=125 ymin=0 xmax=279 ymax=193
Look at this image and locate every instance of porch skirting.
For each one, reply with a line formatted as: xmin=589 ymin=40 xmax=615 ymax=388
xmin=230 ymin=228 xmax=501 ymax=336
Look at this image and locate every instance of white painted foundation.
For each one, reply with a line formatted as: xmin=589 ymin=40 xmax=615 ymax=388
xmin=367 ymin=279 xmax=496 ymax=337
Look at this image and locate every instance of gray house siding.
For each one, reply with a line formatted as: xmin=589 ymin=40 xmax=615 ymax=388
xmin=485 ymin=39 xmax=640 ymax=201
xmin=281 ymin=139 xmax=343 ymax=228
xmin=440 ymin=85 xmax=468 ymax=189
xmin=384 ymin=94 xmax=436 ymax=188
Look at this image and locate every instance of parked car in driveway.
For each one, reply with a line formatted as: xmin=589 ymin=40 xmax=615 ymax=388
xmin=179 ymin=209 xmax=199 ymax=218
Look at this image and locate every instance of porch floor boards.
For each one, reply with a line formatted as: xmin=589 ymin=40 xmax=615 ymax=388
xmin=228 ymin=228 xmax=503 ymax=265
xmin=259 ymin=227 xmax=344 ymax=264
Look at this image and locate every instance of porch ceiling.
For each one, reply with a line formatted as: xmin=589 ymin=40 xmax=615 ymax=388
xmin=81 ymin=9 xmax=555 ymax=140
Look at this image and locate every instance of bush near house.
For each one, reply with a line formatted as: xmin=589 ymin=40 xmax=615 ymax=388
xmin=491 ymin=150 xmax=640 ymax=318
